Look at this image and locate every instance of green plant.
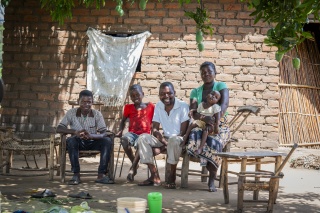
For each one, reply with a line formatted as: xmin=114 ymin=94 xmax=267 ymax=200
xmin=241 ymin=0 xmax=320 ymax=68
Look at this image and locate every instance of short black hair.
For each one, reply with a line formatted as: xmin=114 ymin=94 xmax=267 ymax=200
xmin=200 ymin=61 xmax=216 ymax=74
xmin=159 ymin=82 xmax=174 ymax=92
xmin=79 ymin=90 xmax=93 ymax=100
xmin=129 ymin=84 xmax=143 ymax=93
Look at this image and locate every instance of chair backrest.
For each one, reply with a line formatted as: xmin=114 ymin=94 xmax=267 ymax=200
xmin=274 ymin=143 xmax=298 ymax=176
xmin=228 ymin=106 xmax=260 ymax=136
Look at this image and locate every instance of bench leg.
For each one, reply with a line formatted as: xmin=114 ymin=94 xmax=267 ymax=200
xmin=181 ymin=150 xmax=189 ymax=188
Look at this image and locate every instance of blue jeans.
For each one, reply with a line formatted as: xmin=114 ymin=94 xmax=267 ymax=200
xmin=67 ymin=136 xmax=113 ymax=174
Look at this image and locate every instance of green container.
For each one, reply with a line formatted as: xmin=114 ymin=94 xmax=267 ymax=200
xmin=148 ymin=192 xmax=162 ymax=213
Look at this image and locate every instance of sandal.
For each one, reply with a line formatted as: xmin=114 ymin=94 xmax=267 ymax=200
xmin=164 ymin=182 xmax=176 ymax=189
xmin=31 ymin=189 xmax=56 ymax=198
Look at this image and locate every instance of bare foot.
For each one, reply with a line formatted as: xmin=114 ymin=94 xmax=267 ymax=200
xmin=126 ymin=165 xmax=138 ymax=182
xmin=196 ymin=149 xmax=202 ymax=155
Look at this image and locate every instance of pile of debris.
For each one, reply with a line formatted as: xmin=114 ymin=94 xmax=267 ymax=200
xmin=290 ymin=154 xmax=320 ymax=170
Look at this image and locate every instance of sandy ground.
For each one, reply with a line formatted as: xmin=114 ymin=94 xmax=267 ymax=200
xmin=0 ymin=147 xmax=320 ymax=213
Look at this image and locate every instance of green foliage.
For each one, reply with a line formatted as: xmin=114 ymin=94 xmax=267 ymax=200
xmin=241 ymin=0 xmax=319 ymax=63
xmin=184 ymin=7 xmax=213 ymax=36
xmin=0 ymin=0 xmax=10 ymax=7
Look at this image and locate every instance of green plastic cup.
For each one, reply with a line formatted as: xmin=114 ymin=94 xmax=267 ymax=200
xmin=148 ymin=192 xmax=162 ymax=213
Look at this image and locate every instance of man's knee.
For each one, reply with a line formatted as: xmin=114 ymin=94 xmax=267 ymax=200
xmin=67 ymin=137 xmax=79 ymax=149
xmin=100 ymin=137 xmax=112 ymax=148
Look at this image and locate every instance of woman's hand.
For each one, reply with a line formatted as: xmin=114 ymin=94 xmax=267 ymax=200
xmin=202 ymin=116 xmax=214 ymax=126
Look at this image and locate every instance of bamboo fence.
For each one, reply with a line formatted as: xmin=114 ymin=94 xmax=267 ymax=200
xmin=279 ymin=39 xmax=320 ymax=149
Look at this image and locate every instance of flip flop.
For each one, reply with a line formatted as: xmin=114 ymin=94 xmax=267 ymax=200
xmin=95 ymin=175 xmax=114 ymax=184
xmin=68 ymin=175 xmax=81 ymax=185
xmin=138 ymin=180 xmax=161 ymax=186
xmin=31 ymin=189 xmax=56 ymax=198
xmin=68 ymin=191 xmax=93 ymax=199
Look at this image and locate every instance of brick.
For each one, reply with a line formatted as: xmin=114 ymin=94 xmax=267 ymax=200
xmin=236 ymin=91 xmax=254 ymax=99
xmin=165 ymin=72 xmax=184 ymax=80
xmin=229 ymin=98 xmax=244 ymax=106
xmin=218 ymin=26 xmax=236 ymax=34
xmin=248 ymin=83 xmax=267 ymax=91
xmin=145 ymin=73 xmax=159 ymax=79
xmin=227 ymin=83 xmax=243 ymax=90
xmin=224 ymin=35 xmax=242 ymax=41
xmin=221 ymin=51 xmax=240 ymax=58
xmin=215 ymin=58 xmax=234 ymax=66
xmin=262 ymin=91 xmax=279 ymax=99
xmin=268 ymin=84 xmax=278 ymax=91
xmin=260 ymin=109 xmax=278 ymax=116
xmin=182 ymin=50 xmax=199 ymax=57
xmin=245 ymin=100 xmax=266 ymax=107
xmin=266 ymin=117 xmax=278 ymax=124
xmin=226 ymin=19 xmax=243 ymax=26
xmin=142 ymin=49 xmax=159 ymax=56
xmin=143 ymin=18 xmax=161 ymax=25
xmin=180 ymin=81 xmax=199 ymax=89
xmin=129 ymin=10 xmax=145 ymax=17
xmin=238 ymin=27 xmax=256 ymax=34
xmin=201 ymin=50 xmax=219 ymax=58
xmin=124 ymin=18 xmax=141 ymax=24
xmin=247 ymin=116 xmax=265 ymax=124
xmin=262 ymin=76 xmax=279 ymax=83
xmin=237 ymin=12 xmax=252 ymax=19
xmin=263 ymin=60 xmax=279 ymax=68
xmin=148 ymin=57 xmax=166 ymax=64
xmin=151 ymin=26 xmax=168 ymax=33
xmin=248 ymin=35 xmax=266 ymax=43
xmin=239 ymin=124 xmax=255 ymax=131
xmin=234 ymin=59 xmax=255 ymax=66
xmin=218 ymin=12 xmax=236 ymax=19
xmin=161 ymin=49 xmax=180 ymax=57
xmin=249 ymin=68 xmax=268 ymax=75
xmin=146 ymin=10 xmax=166 ymax=17
xmin=163 ymin=18 xmax=181 ymax=25
xmin=38 ymin=93 xmax=55 ymax=101
xmin=167 ymin=41 xmax=186 ymax=49
xmin=223 ymin=66 xmax=241 ymax=74
xmin=250 ymin=52 xmax=269 ymax=59
xmin=236 ymin=75 xmax=255 ymax=82
xmin=246 ymin=132 xmax=264 ymax=140
xmin=268 ymin=100 xmax=279 ymax=108
xmin=169 ymin=58 xmax=185 ymax=64
xmin=216 ymin=74 xmax=233 ymax=82
xmin=235 ymin=43 xmax=255 ymax=51
xmin=98 ymin=16 xmax=116 ymax=24
xmin=2 ymin=108 xmax=18 ymax=115
xmin=141 ymin=65 xmax=159 ymax=72
xmin=140 ymin=80 xmax=159 ymax=88
xmin=169 ymin=26 xmax=186 ymax=33
xmin=147 ymin=41 xmax=168 ymax=48
xmin=267 ymin=132 xmax=278 ymax=140
xmin=162 ymin=33 xmax=181 ymax=40
xmin=262 ymin=44 xmax=277 ymax=52
xmin=224 ymin=4 xmax=242 ymax=11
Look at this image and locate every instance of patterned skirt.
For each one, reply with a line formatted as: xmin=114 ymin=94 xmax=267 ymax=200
xmin=187 ymin=116 xmax=230 ymax=169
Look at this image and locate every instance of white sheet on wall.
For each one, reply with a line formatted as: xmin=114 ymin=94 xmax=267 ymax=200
xmin=86 ymin=27 xmax=151 ymax=106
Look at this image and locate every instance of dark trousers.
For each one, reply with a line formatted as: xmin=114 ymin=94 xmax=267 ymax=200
xmin=67 ymin=136 xmax=112 ymax=174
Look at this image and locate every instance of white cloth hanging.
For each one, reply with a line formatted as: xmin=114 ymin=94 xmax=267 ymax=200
xmin=86 ymin=28 xmax=151 ymax=106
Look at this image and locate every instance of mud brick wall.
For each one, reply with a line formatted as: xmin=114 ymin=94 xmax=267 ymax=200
xmin=0 ymin=0 xmax=279 ymax=148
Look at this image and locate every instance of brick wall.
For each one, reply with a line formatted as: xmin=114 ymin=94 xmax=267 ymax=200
xmin=0 ymin=0 xmax=279 ymax=148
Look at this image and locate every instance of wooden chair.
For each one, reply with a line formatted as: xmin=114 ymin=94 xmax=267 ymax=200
xmin=0 ymin=126 xmax=60 ymax=176
xmin=178 ymin=105 xmax=260 ymax=188
xmin=237 ymin=143 xmax=298 ymax=213
xmin=52 ymin=131 xmax=115 ymax=182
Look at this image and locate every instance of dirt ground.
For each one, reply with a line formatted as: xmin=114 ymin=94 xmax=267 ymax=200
xmin=0 ymin=147 xmax=320 ymax=213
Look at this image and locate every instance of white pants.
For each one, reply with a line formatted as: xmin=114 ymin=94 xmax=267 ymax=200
xmin=137 ymin=134 xmax=183 ymax=165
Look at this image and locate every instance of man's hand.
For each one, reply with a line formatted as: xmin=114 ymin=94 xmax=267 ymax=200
xmin=188 ymin=109 xmax=196 ymax=118
xmin=75 ymin=129 xmax=86 ymax=138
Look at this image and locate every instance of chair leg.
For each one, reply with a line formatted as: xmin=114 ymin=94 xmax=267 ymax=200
xmin=180 ymin=150 xmax=190 ymax=188
xmin=114 ymin=142 xmax=123 ymax=179
xmin=5 ymin=150 xmax=13 ymax=174
xmin=60 ymin=135 xmax=67 ymax=183
xmin=49 ymin=135 xmax=55 ymax=181
xmin=237 ymin=176 xmax=245 ymax=213
xmin=108 ymin=139 xmax=115 ymax=180
xmin=267 ymin=179 xmax=277 ymax=212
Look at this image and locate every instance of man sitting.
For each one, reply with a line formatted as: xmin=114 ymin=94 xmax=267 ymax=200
xmin=56 ymin=90 xmax=113 ymax=185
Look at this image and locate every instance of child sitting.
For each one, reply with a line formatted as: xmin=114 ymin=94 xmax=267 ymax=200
xmin=115 ymin=84 xmax=155 ymax=181
xmin=181 ymin=90 xmax=221 ymax=166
